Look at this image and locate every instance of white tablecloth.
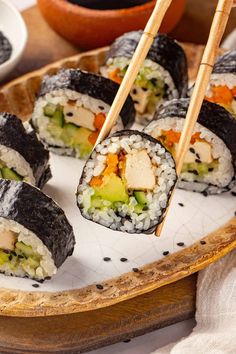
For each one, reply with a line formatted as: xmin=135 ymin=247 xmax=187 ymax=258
xmin=8 ymin=0 xmax=195 ymax=353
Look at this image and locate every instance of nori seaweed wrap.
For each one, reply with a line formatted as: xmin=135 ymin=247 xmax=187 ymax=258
xmin=77 ymin=130 xmax=177 ymax=234
xmin=144 ymin=98 xmax=236 ymax=195
xmin=101 ymin=31 xmax=188 ymax=124
xmin=0 ymin=112 xmax=51 ymax=188
xmin=0 ymin=180 xmax=75 ymax=280
xmin=205 ymin=50 xmax=236 ymax=117
xmin=31 ymin=69 xmax=135 ymax=159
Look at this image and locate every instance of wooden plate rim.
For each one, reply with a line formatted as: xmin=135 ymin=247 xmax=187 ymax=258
xmin=0 ymin=47 xmax=235 ymax=317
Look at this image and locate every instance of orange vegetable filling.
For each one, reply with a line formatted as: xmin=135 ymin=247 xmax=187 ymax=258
xmin=160 ymin=130 xmax=202 ymax=150
xmin=88 ymin=112 xmax=106 ymax=146
xmin=108 ymin=68 xmax=122 ymax=84
xmin=89 ymin=152 xmax=126 ymax=187
xmin=205 ymin=85 xmax=235 ymax=105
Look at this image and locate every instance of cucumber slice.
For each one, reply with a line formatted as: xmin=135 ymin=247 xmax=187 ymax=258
xmin=15 ymin=242 xmax=34 ymax=257
xmin=27 ymin=257 xmax=40 ymax=269
xmin=51 ymin=108 xmax=65 ymax=127
xmin=44 ymin=103 xmax=56 ymax=117
xmin=2 ymin=168 xmax=22 ymax=181
xmin=134 ymin=191 xmax=147 ymax=205
xmin=134 ymin=204 xmax=144 ymax=214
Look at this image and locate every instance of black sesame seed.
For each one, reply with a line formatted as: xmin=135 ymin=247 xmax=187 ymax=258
xmin=155 ymin=93 xmax=161 ymax=97
xmin=96 ymin=284 xmax=103 ymax=290
xmin=234 ymin=211 xmax=236 ymax=216
xmin=18 ymin=255 xmax=24 ymax=259
xmin=177 ymin=242 xmax=185 ymax=247
xmin=132 ymin=267 xmax=139 ymax=273
xmin=103 ymin=257 xmax=111 ymax=262
xmin=133 ymin=100 xmax=139 ymax=104
xmin=9 ymin=255 xmax=12 ymax=261
xmin=195 ymin=159 xmax=201 ymax=163
xmin=208 ymin=167 xmax=214 ymax=172
xmin=163 ymin=251 xmax=169 ymax=256
xmin=120 ymin=257 xmax=128 ymax=262
xmin=142 ymin=87 xmax=148 ymax=92
xmin=98 ymin=105 xmax=104 ymax=110
xmin=200 ymin=240 xmax=206 ymax=245
xmin=202 ymin=191 xmax=208 ymax=197
xmin=150 ymin=78 xmax=157 ymax=85
xmin=132 ymin=88 xmax=137 ymax=94
xmin=66 ymin=112 xmax=74 ymax=117
xmin=123 ymin=339 xmax=131 ymax=343
xmin=189 ymin=147 xmax=195 ymax=154
xmin=32 ymin=284 xmax=40 ymax=288
xmin=178 ymin=203 xmax=184 ymax=207
xmin=191 ymin=170 xmax=199 ymax=176
xmin=11 ymin=251 xmax=17 ymax=257
xmin=196 ymin=153 xmax=200 ymax=159
xmin=231 ymin=191 xmax=236 ymax=196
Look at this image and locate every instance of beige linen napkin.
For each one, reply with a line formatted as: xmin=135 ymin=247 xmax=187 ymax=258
xmin=151 ymin=249 xmax=236 ymax=354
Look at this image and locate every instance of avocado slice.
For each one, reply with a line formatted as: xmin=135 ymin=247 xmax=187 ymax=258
xmin=2 ymin=168 xmax=22 ymax=181
xmin=44 ymin=103 xmax=56 ymax=117
xmin=134 ymin=191 xmax=147 ymax=205
xmin=94 ymin=173 xmax=129 ymax=203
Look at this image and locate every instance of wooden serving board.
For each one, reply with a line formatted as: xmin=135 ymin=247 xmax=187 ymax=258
xmin=0 ymin=5 xmax=235 ymax=353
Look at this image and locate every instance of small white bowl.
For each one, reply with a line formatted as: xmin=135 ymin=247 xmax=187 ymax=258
xmin=0 ymin=0 xmax=28 ymax=82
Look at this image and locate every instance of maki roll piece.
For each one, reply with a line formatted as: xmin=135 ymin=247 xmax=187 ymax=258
xmin=205 ymin=50 xmax=236 ymax=117
xmin=0 ymin=112 xmax=51 ymax=188
xmin=0 ymin=180 xmax=75 ymax=280
xmin=144 ymin=98 xmax=236 ymax=195
xmin=77 ymin=130 xmax=177 ymax=234
xmin=101 ymin=31 xmax=188 ymax=124
xmin=31 ymin=69 xmax=135 ymax=159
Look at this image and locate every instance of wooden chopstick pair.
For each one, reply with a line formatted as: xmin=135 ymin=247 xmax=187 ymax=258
xmin=94 ymin=0 xmax=234 ymax=237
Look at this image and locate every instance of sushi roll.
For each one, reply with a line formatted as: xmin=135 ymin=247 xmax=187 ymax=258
xmin=205 ymin=50 xmax=236 ymax=117
xmin=144 ymin=98 xmax=236 ymax=195
xmin=0 ymin=180 xmax=75 ymax=280
xmin=31 ymin=69 xmax=135 ymax=159
xmin=0 ymin=112 xmax=51 ymax=188
xmin=101 ymin=31 xmax=188 ymax=124
xmin=77 ymin=130 xmax=177 ymax=234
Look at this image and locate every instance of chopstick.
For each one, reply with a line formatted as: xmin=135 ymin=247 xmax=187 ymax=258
xmin=155 ymin=0 xmax=233 ymax=236
xmin=93 ymin=0 xmax=172 ymax=147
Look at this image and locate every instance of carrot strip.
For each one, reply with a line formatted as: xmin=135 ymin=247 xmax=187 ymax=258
xmin=108 ymin=68 xmax=122 ymax=84
xmin=94 ymin=113 xmax=106 ymax=130
xmin=89 ymin=176 xmax=103 ymax=187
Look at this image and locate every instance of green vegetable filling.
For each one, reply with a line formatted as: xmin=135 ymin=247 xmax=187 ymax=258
xmin=0 ymin=241 xmax=41 ymax=276
xmin=44 ymin=104 xmax=93 ymax=158
xmin=181 ymin=161 xmax=219 ymax=177
xmin=88 ymin=174 xmax=148 ymax=214
xmin=0 ymin=160 xmax=23 ymax=182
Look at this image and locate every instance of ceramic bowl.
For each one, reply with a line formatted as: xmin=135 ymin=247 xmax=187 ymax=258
xmin=0 ymin=0 xmax=28 ymax=82
xmin=37 ymin=0 xmax=186 ymax=50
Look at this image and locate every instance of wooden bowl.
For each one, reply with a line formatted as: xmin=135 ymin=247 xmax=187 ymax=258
xmin=37 ymin=0 xmax=186 ymax=50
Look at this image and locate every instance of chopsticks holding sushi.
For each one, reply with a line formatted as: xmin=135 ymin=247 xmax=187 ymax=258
xmin=94 ymin=0 xmax=172 ymax=147
xmin=155 ymin=0 xmax=234 ymax=236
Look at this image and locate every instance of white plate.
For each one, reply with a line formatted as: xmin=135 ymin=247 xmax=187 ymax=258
xmin=0 ymin=149 xmax=235 ymax=292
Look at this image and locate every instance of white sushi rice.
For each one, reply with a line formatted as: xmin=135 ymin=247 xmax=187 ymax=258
xmin=101 ymin=57 xmax=178 ymax=123
xmin=145 ymin=117 xmax=235 ymax=193
xmin=0 ymin=145 xmax=35 ymax=185
xmin=206 ymin=73 xmax=236 ymax=115
xmin=77 ymin=134 xmax=176 ymax=233
xmin=32 ymin=89 xmax=124 ymax=157
xmin=0 ymin=217 xmax=56 ymax=280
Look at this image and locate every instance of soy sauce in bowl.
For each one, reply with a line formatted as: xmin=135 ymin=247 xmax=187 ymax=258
xmin=68 ymin=0 xmax=152 ymax=10
xmin=0 ymin=31 xmax=12 ymax=65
